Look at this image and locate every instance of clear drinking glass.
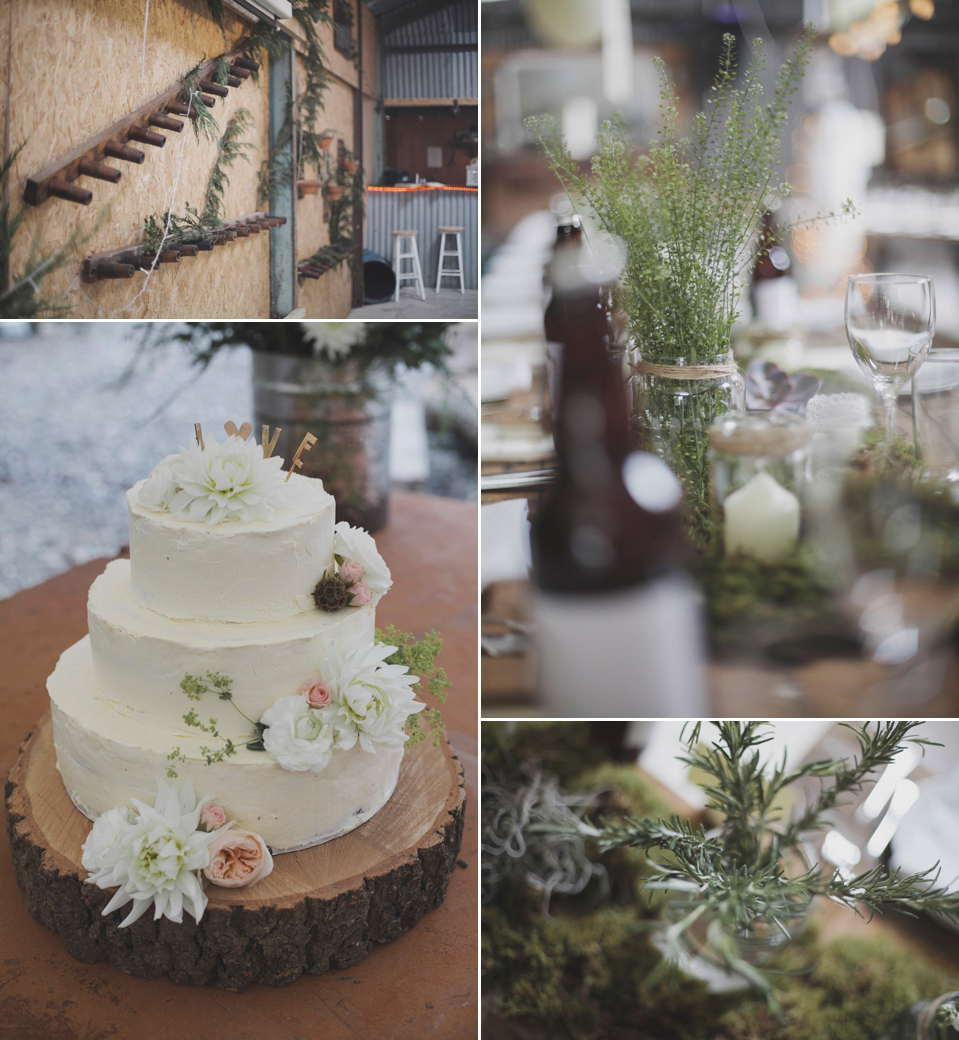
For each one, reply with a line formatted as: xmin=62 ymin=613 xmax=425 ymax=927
xmin=844 ymin=273 xmax=935 ymax=441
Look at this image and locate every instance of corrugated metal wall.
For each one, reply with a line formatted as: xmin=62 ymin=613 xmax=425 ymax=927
xmin=380 ymin=0 xmax=477 ymax=100
xmin=365 ymin=189 xmax=478 ymax=290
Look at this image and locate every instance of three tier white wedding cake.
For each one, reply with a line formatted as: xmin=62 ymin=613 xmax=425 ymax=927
xmin=46 ymin=426 xmax=425 ymax=924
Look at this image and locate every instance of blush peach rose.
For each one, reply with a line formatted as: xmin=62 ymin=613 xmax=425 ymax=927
xmin=339 ymin=560 xmax=365 ymax=584
xmin=301 ymin=679 xmax=333 ymax=707
xmin=203 ymin=829 xmax=274 ymax=888
xmin=199 ymin=804 xmax=227 ymax=831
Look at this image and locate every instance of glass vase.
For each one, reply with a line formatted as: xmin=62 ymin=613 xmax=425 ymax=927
xmin=252 ymin=352 xmax=393 ymax=531
xmin=894 ymin=991 xmax=959 ymax=1039
xmin=628 ymin=350 xmax=744 ymax=545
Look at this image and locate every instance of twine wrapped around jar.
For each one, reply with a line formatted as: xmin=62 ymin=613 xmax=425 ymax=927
xmin=631 ymin=359 xmax=741 ymax=381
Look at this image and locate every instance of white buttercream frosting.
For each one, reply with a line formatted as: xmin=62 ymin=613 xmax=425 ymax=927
xmin=127 ymin=472 xmax=335 ymax=623
xmin=50 ymin=639 xmax=402 ymax=852
xmin=88 ymin=559 xmax=374 ymax=728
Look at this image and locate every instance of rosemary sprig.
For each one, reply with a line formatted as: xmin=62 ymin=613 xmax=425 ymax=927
xmin=520 ymin=721 xmax=953 ymax=1022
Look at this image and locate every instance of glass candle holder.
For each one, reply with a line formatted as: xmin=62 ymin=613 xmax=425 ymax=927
xmin=709 ymin=410 xmax=812 ymax=563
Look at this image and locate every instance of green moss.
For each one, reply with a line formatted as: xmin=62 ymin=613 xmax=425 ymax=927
xmin=719 ymin=929 xmax=958 ymax=1040
xmin=484 ymin=905 xmax=729 ymax=1040
xmin=482 ymin=723 xmax=959 ymax=1039
xmin=695 ymin=548 xmax=855 ymax=662
xmin=851 ymin=427 xmax=922 ymax=480
xmin=481 ymin=721 xmax=609 ymax=791
xmin=485 ymin=904 xmax=959 ymax=1040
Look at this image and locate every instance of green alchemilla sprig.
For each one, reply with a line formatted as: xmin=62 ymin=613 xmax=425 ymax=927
xmin=167 ymin=671 xmax=262 ymax=776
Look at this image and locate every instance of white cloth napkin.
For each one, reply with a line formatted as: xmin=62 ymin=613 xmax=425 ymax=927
xmin=481 ymin=498 xmax=531 ymax=590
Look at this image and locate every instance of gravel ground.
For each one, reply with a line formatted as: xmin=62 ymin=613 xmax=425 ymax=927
xmin=0 ymin=323 xmax=476 ymax=600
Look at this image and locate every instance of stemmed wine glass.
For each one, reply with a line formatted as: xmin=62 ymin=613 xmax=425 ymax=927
xmin=845 ymin=273 xmax=935 ymax=441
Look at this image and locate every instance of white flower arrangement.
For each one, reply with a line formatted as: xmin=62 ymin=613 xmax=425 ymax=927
xmin=259 ymin=696 xmax=337 ymax=773
xmin=81 ymin=779 xmax=221 ymax=927
xmin=259 ymin=638 xmax=424 ymax=771
xmin=299 ymin=321 xmax=367 ymax=361
xmin=326 ymin=640 xmax=424 ymax=753
xmin=333 ymin=522 xmax=392 ymax=599
xmin=138 ymin=435 xmax=288 ymax=525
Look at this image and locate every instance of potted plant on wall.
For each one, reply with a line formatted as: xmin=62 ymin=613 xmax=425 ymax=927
xmin=132 ymin=322 xmax=452 ymax=530
xmin=529 ymin=28 xmax=853 ymax=544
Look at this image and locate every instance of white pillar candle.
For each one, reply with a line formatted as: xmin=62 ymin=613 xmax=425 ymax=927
xmin=723 ymin=470 xmax=800 ymax=563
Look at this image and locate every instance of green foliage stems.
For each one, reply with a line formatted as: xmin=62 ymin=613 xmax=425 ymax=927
xmin=376 ymin=625 xmax=451 ymax=748
xmin=132 ymin=320 xmax=454 ymax=378
xmin=142 ymin=108 xmax=256 ymax=253
xmin=582 ymin=722 xmax=955 ymax=1018
xmin=529 ymin=27 xmax=848 ymax=362
xmin=299 ymin=163 xmax=364 ymax=276
xmin=529 ymin=28 xmax=854 ymax=544
xmin=203 ymin=0 xmax=336 ymax=189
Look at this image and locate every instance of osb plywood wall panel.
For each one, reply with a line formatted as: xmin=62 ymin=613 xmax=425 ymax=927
xmin=360 ymin=3 xmax=376 ymax=100
xmin=4 ymin=0 xmax=272 ymax=318
xmin=298 ymin=256 xmax=352 ymax=317
xmin=294 ymin=54 xmax=357 ymax=318
xmin=316 ymin=10 xmax=359 ymax=93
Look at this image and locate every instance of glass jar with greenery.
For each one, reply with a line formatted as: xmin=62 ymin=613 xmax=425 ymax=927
xmin=529 ymin=28 xmax=853 ymax=545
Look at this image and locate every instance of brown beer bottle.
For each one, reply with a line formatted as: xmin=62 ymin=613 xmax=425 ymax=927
xmin=531 ymin=259 xmax=708 ymax=716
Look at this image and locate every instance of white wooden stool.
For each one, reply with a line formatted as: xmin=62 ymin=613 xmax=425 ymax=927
xmin=435 ymin=225 xmax=465 ymax=293
xmin=391 ymin=230 xmax=426 ymax=301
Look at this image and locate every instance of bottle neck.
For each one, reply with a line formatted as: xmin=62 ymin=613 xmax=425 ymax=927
xmin=553 ymin=288 xmax=631 ymax=466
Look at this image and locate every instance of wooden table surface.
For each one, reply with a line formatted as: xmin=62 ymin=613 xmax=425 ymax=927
xmin=0 ymin=491 xmax=478 ymax=1040
xmin=482 ymin=579 xmax=959 ymax=717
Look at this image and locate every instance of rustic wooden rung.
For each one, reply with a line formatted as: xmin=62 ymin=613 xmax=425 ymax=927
xmin=77 ymin=159 xmax=121 ymax=183
xmin=48 ymin=178 xmax=92 ymax=205
xmin=148 ymin=113 xmax=184 ymax=133
xmin=200 ymin=80 xmax=229 ymax=98
xmin=24 ymin=47 xmax=247 ymax=207
xmin=87 ymin=261 xmax=136 ymax=281
xmin=165 ymin=100 xmax=198 ymax=120
xmin=128 ymin=127 xmax=166 ymax=148
xmin=81 ymin=212 xmax=283 ymax=283
xmin=104 ymin=142 xmax=145 ymax=164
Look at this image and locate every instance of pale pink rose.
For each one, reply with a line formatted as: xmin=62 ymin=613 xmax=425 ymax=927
xmin=301 ymin=679 xmax=333 ymax=707
xmin=350 ymin=583 xmax=373 ymax=607
xmin=339 ymin=560 xmax=365 ymax=584
xmin=199 ymin=804 xmax=227 ymax=831
xmin=203 ymin=829 xmax=274 ymax=888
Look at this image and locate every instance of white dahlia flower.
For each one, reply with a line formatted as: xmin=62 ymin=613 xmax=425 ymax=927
xmin=325 ymin=639 xmax=424 ymax=753
xmin=141 ymin=434 xmax=288 ymax=525
xmin=81 ymin=779 xmax=221 ymax=928
xmin=137 ymin=454 xmax=178 ymax=512
xmin=259 ymin=695 xmax=336 ymax=772
xmin=333 ymin=522 xmax=392 ymax=599
xmin=299 ymin=321 xmax=367 ymax=361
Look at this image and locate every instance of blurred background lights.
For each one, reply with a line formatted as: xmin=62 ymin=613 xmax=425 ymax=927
xmin=828 ymin=0 xmax=934 ymax=60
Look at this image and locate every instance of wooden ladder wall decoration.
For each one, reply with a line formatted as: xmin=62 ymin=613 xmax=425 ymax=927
xmin=82 ymin=213 xmax=287 ymax=282
xmin=23 ymin=53 xmax=261 ymax=208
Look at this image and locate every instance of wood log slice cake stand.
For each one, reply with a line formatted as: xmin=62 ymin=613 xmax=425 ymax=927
xmin=4 ymin=712 xmax=465 ymax=991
